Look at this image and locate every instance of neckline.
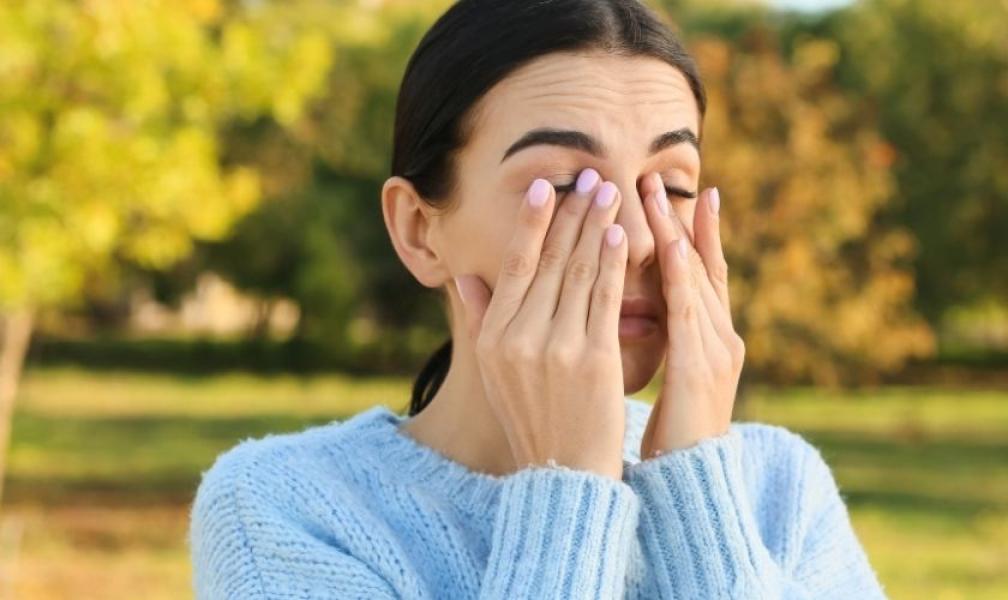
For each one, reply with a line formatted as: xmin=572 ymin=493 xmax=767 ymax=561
xmin=348 ymin=400 xmax=644 ymax=516
xmin=351 ymin=405 xmax=512 ymax=516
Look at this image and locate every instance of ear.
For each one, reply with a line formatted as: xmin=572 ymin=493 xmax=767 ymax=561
xmin=381 ymin=176 xmax=449 ymax=289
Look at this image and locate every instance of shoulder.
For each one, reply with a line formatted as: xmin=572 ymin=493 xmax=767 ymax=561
xmin=189 ymin=407 xmax=409 ymax=598
xmin=189 ymin=410 xmax=386 ymax=597
xmin=191 ymin=408 xmax=383 ymax=512
xmin=189 ymin=408 xmax=390 ymax=546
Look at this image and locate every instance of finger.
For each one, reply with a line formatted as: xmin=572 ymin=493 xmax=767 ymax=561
xmin=514 ymin=168 xmax=600 ymax=328
xmin=454 ymin=274 xmax=492 ymax=342
xmin=662 ymin=238 xmax=705 ymax=371
xmin=695 ymin=264 xmax=736 ymax=346
xmin=642 ymin=179 xmax=735 ymax=344
xmin=693 ymin=187 xmax=731 ymax=318
xmin=553 ymin=181 xmax=622 ymax=337
xmin=586 ymin=223 xmax=628 ymax=344
xmin=481 ymin=178 xmax=555 ymax=340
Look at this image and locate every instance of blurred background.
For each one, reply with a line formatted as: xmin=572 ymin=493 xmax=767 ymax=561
xmin=0 ymin=0 xmax=1005 ymax=598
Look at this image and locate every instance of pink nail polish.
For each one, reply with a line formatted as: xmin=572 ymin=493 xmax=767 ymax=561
xmin=676 ymin=238 xmax=687 ymax=260
xmin=605 ymin=224 xmax=624 ymax=247
xmin=595 ymin=182 xmax=617 ymax=209
xmin=709 ymin=187 xmax=720 ymax=215
xmin=575 ymin=168 xmax=600 ymax=195
xmin=655 ymin=185 xmax=668 ymax=216
xmin=528 ymin=179 xmax=550 ymax=207
xmin=454 ymin=276 xmax=469 ymax=306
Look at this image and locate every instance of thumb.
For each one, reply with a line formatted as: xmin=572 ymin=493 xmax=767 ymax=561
xmin=453 ymin=274 xmax=491 ymax=341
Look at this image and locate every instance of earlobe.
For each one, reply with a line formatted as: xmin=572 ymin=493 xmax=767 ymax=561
xmin=381 ymin=176 xmax=449 ymax=289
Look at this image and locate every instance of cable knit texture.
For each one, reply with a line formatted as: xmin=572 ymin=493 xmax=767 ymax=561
xmin=189 ymin=397 xmax=888 ymax=599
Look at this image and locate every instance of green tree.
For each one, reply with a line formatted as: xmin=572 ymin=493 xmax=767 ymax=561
xmin=203 ymin=1 xmax=453 ymax=363
xmin=833 ymin=0 xmax=1008 ymax=323
xmin=0 ymin=0 xmax=335 ymax=501
xmin=686 ymin=25 xmax=935 ymax=384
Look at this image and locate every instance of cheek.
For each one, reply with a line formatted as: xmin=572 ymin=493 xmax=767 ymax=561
xmin=450 ymin=196 xmax=517 ymax=285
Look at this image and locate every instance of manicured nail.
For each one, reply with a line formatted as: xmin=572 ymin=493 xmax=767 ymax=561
xmin=655 ymin=185 xmax=668 ymax=216
xmin=528 ymin=178 xmax=550 ymax=207
xmin=676 ymin=238 xmax=688 ymax=260
xmin=595 ymin=181 xmax=617 ymax=209
xmin=454 ymin=276 xmax=469 ymax=306
xmin=575 ymin=168 xmax=600 ymax=195
xmin=709 ymin=187 xmax=720 ymax=215
xmin=605 ymin=224 xmax=624 ymax=247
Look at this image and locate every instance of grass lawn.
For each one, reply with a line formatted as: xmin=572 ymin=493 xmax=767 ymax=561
xmin=2 ymin=367 xmax=1006 ymax=599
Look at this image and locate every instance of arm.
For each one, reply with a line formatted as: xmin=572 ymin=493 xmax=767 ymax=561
xmin=623 ymin=428 xmax=887 ymax=599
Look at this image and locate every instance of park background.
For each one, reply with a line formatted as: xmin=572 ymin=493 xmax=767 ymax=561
xmin=0 ymin=0 xmax=1006 ymax=597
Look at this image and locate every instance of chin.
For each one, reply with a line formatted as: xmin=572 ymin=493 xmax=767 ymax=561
xmin=619 ymin=335 xmax=666 ymax=394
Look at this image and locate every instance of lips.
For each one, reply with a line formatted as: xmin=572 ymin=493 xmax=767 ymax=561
xmin=619 ymin=297 xmax=659 ymax=320
xmin=618 ymin=297 xmax=660 ymax=339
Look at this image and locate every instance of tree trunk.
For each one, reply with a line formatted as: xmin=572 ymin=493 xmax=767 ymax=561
xmin=0 ymin=310 xmax=34 ymax=508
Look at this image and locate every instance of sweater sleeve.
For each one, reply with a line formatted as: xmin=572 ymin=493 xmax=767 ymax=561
xmin=479 ymin=463 xmax=641 ymax=598
xmin=191 ymin=443 xmax=641 ymax=599
xmin=622 ymin=428 xmax=887 ymax=599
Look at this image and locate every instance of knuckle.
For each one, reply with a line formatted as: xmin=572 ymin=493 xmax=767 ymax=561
xmin=537 ymin=244 xmax=567 ymax=272
xmin=593 ymin=283 xmax=622 ymax=311
xmin=545 ymin=342 xmax=577 ymax=368
xmin=566 ymin=257 xmax=597 ymax=283
xmin=730 ymin=333 xmax=746 ymax=364
xmin=502 ymin=336 xmax=538 ymax=364
xmin=502 ymin=251 xmax=535 ymax=278
xmin=709 ymin=257 xmax=729 ymax=285
xmin=667 ymin=295 xmax=695 ymax=321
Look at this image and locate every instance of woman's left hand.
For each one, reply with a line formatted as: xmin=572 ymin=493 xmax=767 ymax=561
xmin=638 ymin=175 xmax=746 ymax=457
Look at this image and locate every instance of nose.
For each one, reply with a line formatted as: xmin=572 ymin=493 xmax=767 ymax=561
xmin=613 ymin=174 xmax=697 ymax=273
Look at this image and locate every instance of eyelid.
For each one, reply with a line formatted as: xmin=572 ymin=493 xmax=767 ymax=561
xmin=553 ymin=180 xmax=697 ymax=199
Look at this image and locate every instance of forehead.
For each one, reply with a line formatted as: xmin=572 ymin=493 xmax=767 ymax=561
xmin=468 ymin=51 xmax=700 ymax=154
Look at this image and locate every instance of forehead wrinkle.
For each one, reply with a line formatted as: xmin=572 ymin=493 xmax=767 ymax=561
xmin=492 ymin=51 xmax=689 ymax=100
xmin=468 ymin=54 xmax=699 ymax=160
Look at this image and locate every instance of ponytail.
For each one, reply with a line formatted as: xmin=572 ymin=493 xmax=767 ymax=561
xmin=409 ymin=338 xmax=452 ymax=416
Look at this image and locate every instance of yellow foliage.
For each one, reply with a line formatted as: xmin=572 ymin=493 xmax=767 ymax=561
xmin=694 ymin=34 xmax=935 ymax=383
xmin=0 ymin=0 xmax=333 ymax=311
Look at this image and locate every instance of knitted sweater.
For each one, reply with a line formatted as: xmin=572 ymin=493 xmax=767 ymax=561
xmin=189 ymin=397 xmax=887 ymax=599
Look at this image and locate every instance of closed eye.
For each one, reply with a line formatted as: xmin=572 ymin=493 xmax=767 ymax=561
xmin=553 ymin=181 xmax=697 ymax=200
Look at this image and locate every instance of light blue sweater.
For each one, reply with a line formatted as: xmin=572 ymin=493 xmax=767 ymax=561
xmin=189 ymin=397 xmax=887 ymax=598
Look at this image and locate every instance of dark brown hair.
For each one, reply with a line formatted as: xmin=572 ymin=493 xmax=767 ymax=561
xmin=391 ymin=0 xmax=706 ymax=416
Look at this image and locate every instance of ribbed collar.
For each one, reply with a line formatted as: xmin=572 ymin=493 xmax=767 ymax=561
xmin=342 ymin=401 xmax=643 ymax=517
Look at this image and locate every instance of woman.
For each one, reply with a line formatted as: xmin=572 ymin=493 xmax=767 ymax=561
xmin=190 ymin=0 xmax=887 ymax=597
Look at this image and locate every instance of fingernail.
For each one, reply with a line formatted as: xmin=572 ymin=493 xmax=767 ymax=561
xmin=605 ymin=224 xmax=624 ymax=247
xmin=709 ymin=187 xmax=720 ymax=215
xmin=595 ymin=181 xmax=617 ymax=209
xmin=454 ymin=276 xmax=469 ymax=306
xmin=528 ymin=179 xmax=550 ymax=207
xmin=575 ymin=168 xmax=600 ymax=195
xmin=676 ymin=238 xmax=687 ymax=260
xmin=655 ymin=185 xmax=668 ymax=216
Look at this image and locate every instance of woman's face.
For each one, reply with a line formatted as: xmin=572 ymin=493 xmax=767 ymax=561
xmin=431 ymin=51 xmax=702 ymax=394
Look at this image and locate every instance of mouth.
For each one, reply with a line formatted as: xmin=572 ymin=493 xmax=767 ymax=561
xmin=618 ymin=297 xmax=660 ymax=339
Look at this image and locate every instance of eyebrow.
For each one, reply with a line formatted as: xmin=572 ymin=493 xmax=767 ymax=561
xmin=500 ymin=127 xmax=699 ymax=163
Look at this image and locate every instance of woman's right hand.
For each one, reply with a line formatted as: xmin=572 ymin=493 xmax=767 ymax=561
xmin=453 ymin=169 xmax=629 ymax=481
